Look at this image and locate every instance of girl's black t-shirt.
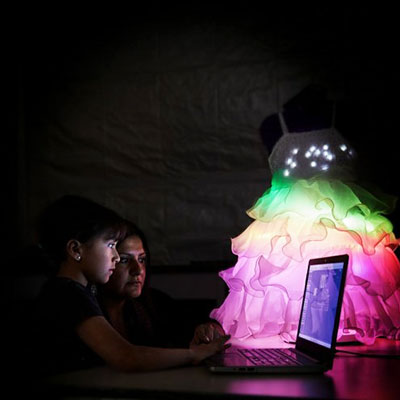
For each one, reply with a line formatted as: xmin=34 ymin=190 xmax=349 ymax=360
xmin=27 ymin=277 xmax=104 ymax=376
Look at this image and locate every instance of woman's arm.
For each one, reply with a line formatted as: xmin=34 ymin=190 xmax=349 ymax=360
xmin=76 ymin=315 xmax=229 ymax=372
xmin=191 ymin=320 xmax=226 ymax=345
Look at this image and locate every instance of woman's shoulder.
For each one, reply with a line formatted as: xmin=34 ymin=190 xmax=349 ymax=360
xmin=145 ymin=286 xmax=173 ymax=300
xmin=132 ymin=286 xmax=176 ymax=314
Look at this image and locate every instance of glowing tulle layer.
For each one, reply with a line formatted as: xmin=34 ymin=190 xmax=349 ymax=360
xmin=211 ymin=172 xmax=400 ymax=344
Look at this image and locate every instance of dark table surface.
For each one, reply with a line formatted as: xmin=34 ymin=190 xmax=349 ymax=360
xmin=28 ymin=338 xmax=400 ymax=399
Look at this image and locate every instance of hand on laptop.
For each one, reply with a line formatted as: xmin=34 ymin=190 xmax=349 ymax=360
xmin=191 ymin=321 xmax=226 ymax=345
xmin=189 ymin=334 xmax=231 ymax=365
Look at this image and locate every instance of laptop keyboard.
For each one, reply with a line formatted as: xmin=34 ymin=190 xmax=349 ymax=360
xmin=238 ymin=348 xmax=303 ymax=366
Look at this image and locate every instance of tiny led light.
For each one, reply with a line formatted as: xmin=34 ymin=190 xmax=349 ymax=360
xmin=276 ymin=139 xmax=357 ymax=179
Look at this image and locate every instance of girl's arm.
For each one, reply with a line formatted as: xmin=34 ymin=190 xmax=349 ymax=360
xmin=76 ymin=315 xmax=230 ymax=372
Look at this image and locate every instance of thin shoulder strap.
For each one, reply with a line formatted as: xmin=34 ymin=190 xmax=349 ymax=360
xmin=278 ymin=111 xmax=290 ymax=134
xmin=275 ymin=66 xmax=290 ymax=135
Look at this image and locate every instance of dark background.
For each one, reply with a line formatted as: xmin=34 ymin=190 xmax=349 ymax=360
xmin=4 ymin=3 xmax=400 ymax=306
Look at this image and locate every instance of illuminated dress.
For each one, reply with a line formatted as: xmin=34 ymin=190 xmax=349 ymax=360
xmin=211 ymin=113 xmax=400 ymax=345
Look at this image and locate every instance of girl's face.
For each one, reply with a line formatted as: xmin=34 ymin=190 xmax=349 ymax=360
xmin=105 ymin=235 xmax=147 ymax=299
xmin=80 ymin=235 xmax=120 ymax=284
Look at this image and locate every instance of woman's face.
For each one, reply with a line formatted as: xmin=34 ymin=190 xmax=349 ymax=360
xmin=105 ymin=235 xmax=147 ymax=299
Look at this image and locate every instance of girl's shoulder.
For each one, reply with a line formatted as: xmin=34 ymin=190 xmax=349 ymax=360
xmin=40 ymin=276 xmax=88 ymax=298
xmin=36 ymin=277 xmax=103 ymax=319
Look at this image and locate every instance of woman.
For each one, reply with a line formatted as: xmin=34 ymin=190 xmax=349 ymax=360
xmin=27 ymin=195 xmax=229 ymax=376
xmin=97 ymin=220 xmax=225 ymax=348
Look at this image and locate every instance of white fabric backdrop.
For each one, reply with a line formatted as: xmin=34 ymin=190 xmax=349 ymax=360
xmin=18 ymin=6 xmax=398 ymax=265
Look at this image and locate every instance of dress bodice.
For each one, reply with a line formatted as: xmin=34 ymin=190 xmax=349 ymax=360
xmin=268 ymin=112 xmax=356 ymax=179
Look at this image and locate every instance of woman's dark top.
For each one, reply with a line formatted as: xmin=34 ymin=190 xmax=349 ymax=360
xmin=98 ymin=287 xmax=193 ymax=348
xmin=27 ymin=277 xmax=105 ymax=376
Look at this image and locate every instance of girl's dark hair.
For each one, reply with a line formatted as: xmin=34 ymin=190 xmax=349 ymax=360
xmin=37 ymin=195 xmax=124 ymax=266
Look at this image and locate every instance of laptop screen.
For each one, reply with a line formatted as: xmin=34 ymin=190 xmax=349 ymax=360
xmin=298 ymin=260 xmax=346 ymax=349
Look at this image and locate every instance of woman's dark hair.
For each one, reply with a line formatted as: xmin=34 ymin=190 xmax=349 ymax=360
xmin=37 ymin=195 xmax=125 ymax=266
xmin=117 ymin=220 xmax=151 ymax=269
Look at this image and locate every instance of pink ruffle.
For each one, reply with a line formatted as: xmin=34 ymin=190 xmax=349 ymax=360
xmin=211 ymin=175 xmax=400 ymax=344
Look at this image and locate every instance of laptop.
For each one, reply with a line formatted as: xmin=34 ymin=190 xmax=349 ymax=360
xmin=206 ymin=254 xmax=349 ymax=373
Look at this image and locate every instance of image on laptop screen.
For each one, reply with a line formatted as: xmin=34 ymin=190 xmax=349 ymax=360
xmin=298 ymin=261 xmax=345 ymax=349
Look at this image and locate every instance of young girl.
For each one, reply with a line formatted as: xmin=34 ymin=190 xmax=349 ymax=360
xmin=28 ymin=195 xmax=229 ymax=376
xmin=97 ymin=220 xmax=225 ymax=349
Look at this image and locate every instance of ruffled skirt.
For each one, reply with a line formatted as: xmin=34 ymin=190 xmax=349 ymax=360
xmin=210 ymin=172 xmax=400 ymax=344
